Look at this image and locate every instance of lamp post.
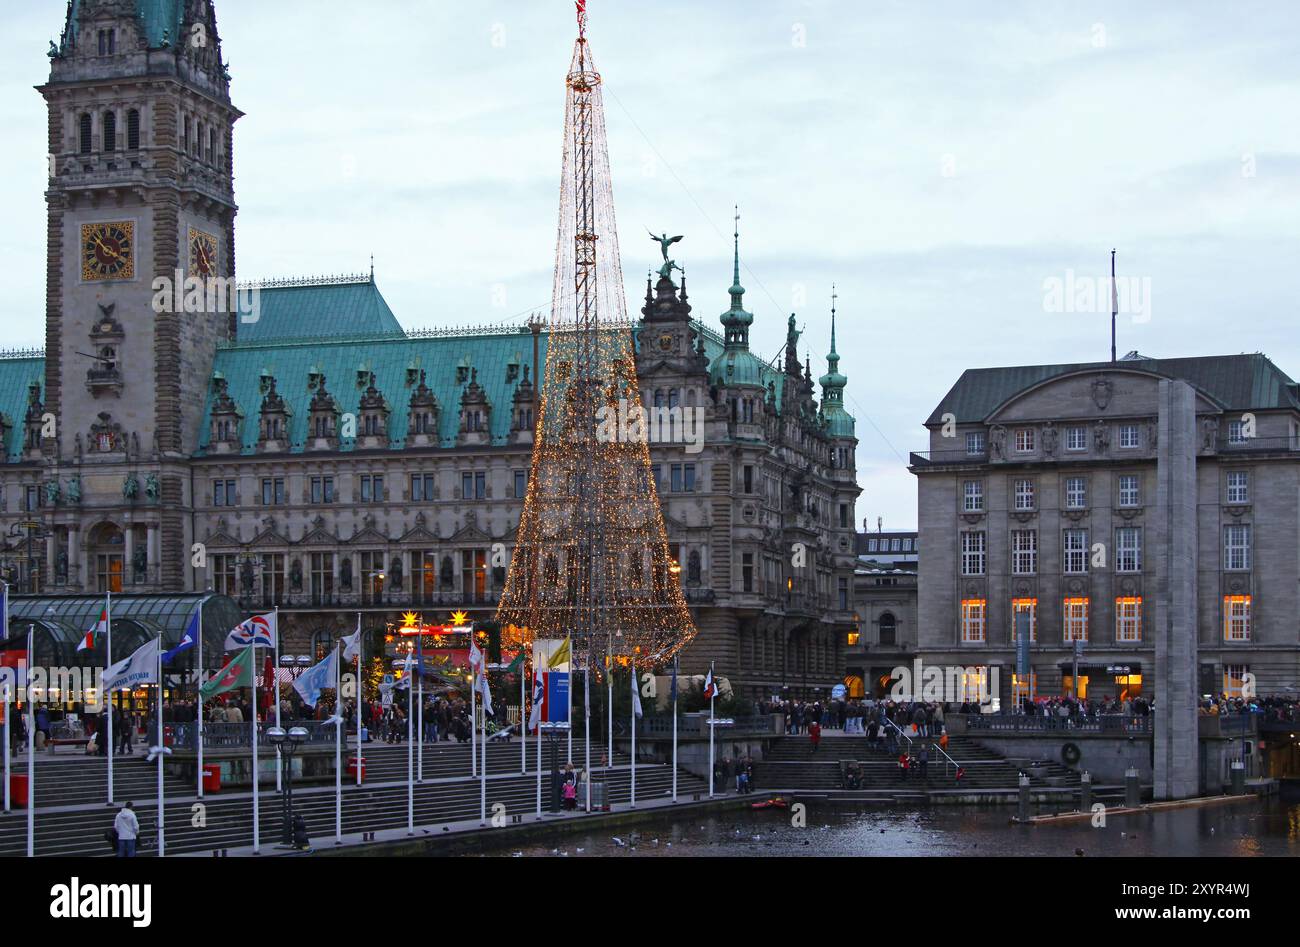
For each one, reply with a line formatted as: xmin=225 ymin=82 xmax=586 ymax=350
xmin=267 ymin=725 xmax=309 ymax=848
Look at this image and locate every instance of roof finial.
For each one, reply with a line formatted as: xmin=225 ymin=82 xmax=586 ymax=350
xmin=830 ymin=283 xmax=838 ymax=356
xmin=369 ymin=254 xmax=374 ymax=282
xmin=732 ymin=204 xmax=741 ymax=289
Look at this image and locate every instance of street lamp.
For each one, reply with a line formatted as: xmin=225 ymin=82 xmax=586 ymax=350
xmin=266 ymin=725 xmax=309 ymax=848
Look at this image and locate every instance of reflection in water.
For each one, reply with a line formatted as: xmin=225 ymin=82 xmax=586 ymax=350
xmin=478 ymin=796 xmax=1300 ymax=857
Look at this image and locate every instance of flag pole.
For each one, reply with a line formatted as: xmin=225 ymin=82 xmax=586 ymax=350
xmin=606 ymin=656 xmax=612 ymax=775
xmin=708 ymin=660 xmax=715 ymax=798
xmin=416 ymin=626 xmax=423 ymax=784
xmin=672 ymin=654 xmax=678 ymax=803
xmin=335 ymin=639 xmax=342 ymax=844
xmin=629 ymin=664 xmax=636 ymax=809
xmin=273 ymin=606 xmax=281 ymax=792
xmin=252 ymin=642 xmax=260 ymax=855
xmin=26 ymin=624 xmax=34 ymax=857
xmin=156 ymin=637 xmax=165 ymax=857
xmin=2 ymin=581 xmax=10 ymax=815
xmin=406 ymin=655 xmax=414 ymax=836
xmin=534 ymin=663 xmax=542 ymax=820
xmin=479 ymin=661 xmax=486 ymax=826
xmin=355 ymin=612 xmax=362 ymax=787
xmin=584 ymin=658 xmax=591 ymax=812
xmin=470 ymin=646 xmax=477 ymax=779
xmin=196 ymin=605 xmax=204 ymax=800
xmin=520 ymin=647 xmax=527 ymax=775
xmin=106 ymin=590 xmax=114 ymax=806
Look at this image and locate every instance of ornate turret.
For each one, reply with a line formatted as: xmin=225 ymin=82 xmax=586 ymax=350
xmin=719 ymin=206 xmax=753 ymax=351
xmin=820 ymin=287 xmax=855 ymax=438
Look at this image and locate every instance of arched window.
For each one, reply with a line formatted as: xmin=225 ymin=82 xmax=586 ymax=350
xmin=103 ymin=112 xmax=116 ymax=151
xmin=79 ymin=113 xmax=92 ymax=155
xmin=687 ymin=550 xmax=702 ymax=585
xmin=126 ymin=110 xmax=140 ymax=150
xmin=879 ymin=613 xmax=897 ymax=646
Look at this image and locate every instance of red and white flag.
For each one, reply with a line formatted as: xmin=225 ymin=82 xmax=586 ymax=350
xmin=78 ymin=598 xmax=110 ymax=652
xmin=703 ymin=666 xmax=718 ymax=700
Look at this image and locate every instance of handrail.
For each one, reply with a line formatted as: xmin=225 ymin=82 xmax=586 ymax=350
xmin=929 ymin=740 xmax=960 ymax=778
xmin=880 ymin=715 xmax=912 ymax=752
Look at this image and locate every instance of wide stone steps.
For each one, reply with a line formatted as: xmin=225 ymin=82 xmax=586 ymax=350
xmin=0 ymin=761 xmax=704 ymax=857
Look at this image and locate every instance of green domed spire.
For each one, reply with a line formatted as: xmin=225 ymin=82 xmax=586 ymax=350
xmin=720 ymin=205 xmax=753 ymax=350
xmin=820 ymin=286 xmax=854 ymax=438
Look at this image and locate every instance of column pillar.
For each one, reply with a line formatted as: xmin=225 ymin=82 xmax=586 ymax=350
xmin=67 ymin=525 xmax=80 ymax=589
xmin=124 ymin=526 xmax=136 ymax=587
xmin=147 ymin=523 xmax=160 ymax=586
xmin=1153 ymin=379 xmax=1199 ymax=800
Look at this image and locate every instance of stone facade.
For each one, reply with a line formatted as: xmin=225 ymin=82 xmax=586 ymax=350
xmin=0 ymin=0 xmax=861 ymax=699
xmin=912 ymin=354 xmax=1300 ymax=707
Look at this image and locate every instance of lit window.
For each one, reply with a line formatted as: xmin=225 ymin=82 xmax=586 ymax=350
xmin=960 ymin=599 xmax=986 ymax=643
xmin=1226 ymin=471 xmax=1249 ymax=504
xmin=1065 ymin=476 xmax=1087 ymax=510
xmin=1223 ymin=524 xmax=1252 ymax=571
xmin=1063 ymin=597 xmax=1089 ymax=642
xmin=1223 ymin=596 xmax=1251 ymax=642
xmin=960 ymin=532 xmax=986 ymax=576
xmin=1223 ymin=664 xmax=1250 ymax=698
xmin=1118 ymin=474 xmax=1139 ymax=507
xmin=1011 ymin=530 xmax=1037 ymax=575
xmin=965 ymin=431 xmax=985 ymax=455
xmin=847 ymin=631 xmax=860 ymax=647
xmin=1063 ymin=529 xmax=1089 ymax=574
xmin=1115 ymin=527 xmax=1142 ymax=573
xmin=1014 ymin=428 xmax=1035 ymax=453
xmin=963 ymin=480 xmax=984 ymax=512
xmin=1119 ymin=424 xmax=1140 ymax=449
xmin=1065 ymin=426 xmax=1087 ymax=452
xmin=1013 ymin=479 xmax=1035 ymax=510
xmin=1012 ymin=671 xmax=1037 ymax=703
xmin=1011 ymin=597 xmax=1037 ymax=642
xmin=1115 ymin=597 xmax=1142 ymax=642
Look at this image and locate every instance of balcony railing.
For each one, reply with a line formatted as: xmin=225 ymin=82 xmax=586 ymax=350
xmin=1215 ymin=436 xmax=1300 ymax=454
xmin=172 ymin=720 xmax=339 ymax=750
xmin=634 ymin=713 xmax=784 ymax=739
xmin=961 ymin=713 xmax=1152 ymax=734
xmin=909 ymin=450 xmax=988 ymax=467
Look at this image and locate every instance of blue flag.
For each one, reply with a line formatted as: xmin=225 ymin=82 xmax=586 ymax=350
xmin=162 ymin=611 xmax=200 ymax=664
xmin=293 ymin=649 xmax=339 ymax=708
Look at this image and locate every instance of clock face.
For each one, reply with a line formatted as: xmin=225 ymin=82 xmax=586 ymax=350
xmin=81 ymin=221 xmax=134 ymax=281
xmin=189 ymin=227 xmax=219 ymax=277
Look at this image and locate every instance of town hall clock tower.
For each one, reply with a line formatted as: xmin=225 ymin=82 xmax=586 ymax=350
xmin=37 ymin=0 xmax=240 ymax=591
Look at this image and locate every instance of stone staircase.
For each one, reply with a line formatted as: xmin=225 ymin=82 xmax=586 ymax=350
xmin=749 ymin=733 xmax=1083 ymax=794
xmin=0 ymin=741 xmax=706 ymax=857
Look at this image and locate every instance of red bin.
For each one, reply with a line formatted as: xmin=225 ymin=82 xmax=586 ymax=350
xmin=202 ymin=763 xmax=221 ymax=793
xmin=346 ymin=756 xmax=366 ymax=782
xmin=163 ymin=725 xmax=174 ymax=747
xmin=9 ymin=774 xmax=28 ymax=808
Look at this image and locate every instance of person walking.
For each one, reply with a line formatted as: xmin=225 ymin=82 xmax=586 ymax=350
xmin=918 ymin=743 xmax=930 ymax=781
xmin=809 ymin=720 xmax=822 ymax=754
xmin=113 ymin=801 xmax=140 ymax=857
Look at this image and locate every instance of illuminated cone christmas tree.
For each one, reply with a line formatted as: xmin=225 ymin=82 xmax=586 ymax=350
xmin=497 ymin=7 xmax=697 ymax=670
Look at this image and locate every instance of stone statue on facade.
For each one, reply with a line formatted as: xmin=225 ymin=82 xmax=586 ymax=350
xmin=988 ymin=425 xmax=1007 ymax=460
xmin=44 ymin=480 xmax=60 ymax=506
xmin=1041 ymin=421 xmax=1058 ymax=455
xmin=66 ymin=476 xmax=82 ymax=504
xmin=648 ymin=231 xmax=683 ymax=280
xmin=132 ymin=547 xmax=147 ymax=580
xmin=1093 ymin=421 xmax=1110 ymax=452
xmin=123 ymin=475 xmax=139 ymax=500
xmin=145 ymin=474 xmax=161 ymax=501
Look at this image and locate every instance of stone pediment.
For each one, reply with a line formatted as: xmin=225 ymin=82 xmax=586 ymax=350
xmin=987 ymin=368 xmax=1222 ymax=424
xmin=449 ymin=524 xmax=492 ymax=545
xmin=397 ymin=523 xmax=440 ymax=545
xmin=298 ymin=526 xmax=339 ymax=546
xmin=349 ymin=526 xmax=391 ymax=546
xmin=203 ymin=529 xmax=242 ymax=549
xmin=250 ymin=527 xmax=290 ymax=548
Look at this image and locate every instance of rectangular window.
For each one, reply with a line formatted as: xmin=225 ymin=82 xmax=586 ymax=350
xmin=311 ymin=476 xmax=334 ymax=504
xmin=960 ymin=599 xmax=986 ymax=643
xmin=1223 ymin=664 xmax=1250 ymax=698
xmin=1014 ymin=428 xmax=1035 ymax=453
xmin=744 ymin=465 xmax=755 ymax=494
xmin=965 ymin=431 xmax=985 ymax=455
xmin=742 ymin=553 xmax=754 ymax=593
xmin=24 ymin=485 xmax=41 ymax=512
xmin=683 ymin=463 xmax=697 ymax=492
xmin=213 ymin=479 xmax=236 ymax=507
xmin=360 ymin=475 xmax=380 ymax=503
xmin=360 ymin=550 xmax=386 ymax=605
xmin=1119 ymin=424 xmax=1140 ymax=449
xmin=1011 ymin=597 xmax=1037 ymax=642
xmin=1063 ymin=529 xmax=1089 ymax=574
xmin=961 ymin=532 xmax=986 ymax=576
xmin=461 ymin=472 xmax=473 ymax=499
xmin=1223 ymin=595 xmax=1252 ymax=641
xmin=1223 ymin=524 xmax=1252 ymax=571
xmin=866 ymin=539 xmax=878 ymax=552
xmin=1226 ymin=471 xmax=1249 ymax=504
xmin=839 ymin=503 xmax=850 ymax=529
xmin=514 ymin=470 xmax=528 ymax=499
xmin=838 ymin=576 xmax=849 ymax=611
xmin=1011 ymin=530 xmax=1037 ymax=575
xmin=962 ymin=480 xmax=984 ymax=512
xmin=1065 ymin=476 xmax=1087 ymax=510
xmin=671 ymin=465 xmax=683 ymax=493
xmin=1118 ymin=474 xmax=1139 ymax=507
xmin=1063 ymin=597 xmax=1090 ymax=643
xmin=1115 ymin=527 xmax=1142 ymax=573
xmin=1013 ymin=479 xmax=1035 ymax=510
xmin=1115 ymin=597 xmax=1142 ymax=642
xmin=261 ymin=478 xmax=285 ymax=505
xmin=1228 ymin=420 xmax=1248 ymax=444
xmin=1066 ymin=426 xmax=1087 ymax=452
xmin=211 ymin=554 xmax=237 ymax=597
xmin=310 ymin=552 xmax=334 ymax=606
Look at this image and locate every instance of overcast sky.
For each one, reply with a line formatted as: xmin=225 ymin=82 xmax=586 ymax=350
xmin=2 ymin=0 xmax=1298 ymax=529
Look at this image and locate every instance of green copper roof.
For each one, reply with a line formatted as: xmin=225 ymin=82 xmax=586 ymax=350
xmin=65 ymin=0 xmax=187 ymax=51
xmin=235 ymin=277 xmax=403 ymax=343
xmin=720 ymin=213 xmax=753 ymax=337
xmin=926 ymin=353 xmax=1300 ymax=426
xmin=819 ymin=302 xmax=853 ymax=439
xmin=0 ymin=355 xmax=44 ymax=461
xmin=202 ymin=328 xmax=541 ymax=453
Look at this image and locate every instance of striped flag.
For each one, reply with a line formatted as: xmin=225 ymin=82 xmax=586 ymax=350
xmin=78 ymin=597 xmax=110 ymax=652
xmin=703 ymin=666 xmax=718 ymax=700
xmin=224 ymin=613 xmax=276 ymax=650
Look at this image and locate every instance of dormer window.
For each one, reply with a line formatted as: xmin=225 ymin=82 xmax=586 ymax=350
xmin=314 ymin=416 xmax=330 ymax=438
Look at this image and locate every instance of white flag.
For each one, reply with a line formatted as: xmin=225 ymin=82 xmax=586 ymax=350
xmin=104 ymin=638 xmax=161 ymax=692
xmin=478 ymin=668 xmax=494 ymax=717
xmin=631 ymin=667 xmax=643 ymax=719
xmin=341 ymin=620 xmax=362 ymax=662
xmin=527 ymin=674 xmax=544 ymax=732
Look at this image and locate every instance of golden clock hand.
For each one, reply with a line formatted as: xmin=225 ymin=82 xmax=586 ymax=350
xmin=92 ymin=234 xmax=123 ymax=262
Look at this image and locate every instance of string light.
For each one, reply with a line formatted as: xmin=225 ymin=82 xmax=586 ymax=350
xmin=497 ymin=22 xmax=697 ymax=672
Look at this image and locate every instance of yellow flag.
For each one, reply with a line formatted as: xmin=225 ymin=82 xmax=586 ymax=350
xmin=548 ymin=636 xmax=571 ymax=670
